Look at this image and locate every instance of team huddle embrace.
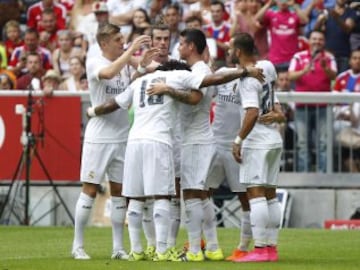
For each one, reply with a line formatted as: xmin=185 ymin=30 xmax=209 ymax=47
xmin=72 ymin=23 xmax=284 ymax=263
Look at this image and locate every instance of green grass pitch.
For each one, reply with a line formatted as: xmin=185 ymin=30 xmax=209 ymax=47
xmin=0 ymin=226 xmax=359 ymax=270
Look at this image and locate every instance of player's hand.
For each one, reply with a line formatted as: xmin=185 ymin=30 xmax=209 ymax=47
xmin=139 ymin=48 xmax=160 ymax=68
xmin=147 ymin=82 xmax=169 ymax=96
xmin=246 ymin=67 xmax=265 ymax=83
xmin=129 ymin=35 xmax=151 ymax=53
xmin=258 ymin=110 xmax=279 ymax=124
xmin=232 ymin=142 xmax=242 ymax=163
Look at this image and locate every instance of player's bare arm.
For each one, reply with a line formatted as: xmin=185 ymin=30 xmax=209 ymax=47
xmin=147 ymin=82 xmax=203 ymax=105
xmin=232 ymin=107 xmax=259 ymax=163
xmin=200 ymin=66 xmax=265 ymax=87
xmin=258 ymin=103 xmax=286 ymax=124
xmin=99 ymin=35 xmax=151 ymax=80
xmin=87 ymin=98 xmax=120 ymax=117
xmin=131 ymin=47 xmax=161 ymax=81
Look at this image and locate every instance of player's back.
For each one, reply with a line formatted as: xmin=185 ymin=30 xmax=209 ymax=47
xmin=129 ymin=69 xmax=203 ymax=146
xmin=239 ymin=60 xmax=283 ymax=149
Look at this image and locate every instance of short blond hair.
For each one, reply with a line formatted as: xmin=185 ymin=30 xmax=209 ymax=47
xmin=4 ymin=20 xmax=20 ymax=33
xmin=96 ymin=23 xmax=121 ymax=46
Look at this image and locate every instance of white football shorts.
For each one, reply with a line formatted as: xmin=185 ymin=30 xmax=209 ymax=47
xmin=239 ymin=147 xmax=282 ymax=187
xmin=180 ymin=143 xmax=216 ymax=190
xmin=206 ymin=146 xmax=246 ymax=192
xmin=80 ymin=142 xmax=126 ymax=184
xmin=122 ymin=140 xmax=175 ymax=198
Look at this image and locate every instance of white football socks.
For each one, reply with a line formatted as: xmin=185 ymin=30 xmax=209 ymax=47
xmin=239 ymin=210 xmax=252 ymax=251
xmin=202 ymin=198 xmax=219 ymax=251
xmin=153 ymin=199 xmax=170 ymax=254
xmin=127 ymin=199 xmax=144 ymax=253
xmin=167 ymin=198 xmax=181 ymax=249
xmin=73 ymin=192 xmax=94 ymax=251
xmin=249 ymin=197 xmax=269 ymax=248
xmin=111 ymin=196 xmax=127 ymax=252
xmin=267 ymin=197 xmax=281 ymax=246
xmin=184 ymin=198 xmax=203 ymax=254
xmin=142 ymin=199 xmax=156 ymax=248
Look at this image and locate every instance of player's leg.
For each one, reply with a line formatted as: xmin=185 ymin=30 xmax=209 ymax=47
xmin=72 ymin=142 xmax=110 ymax=259
xmin=108 ymin=143 xmax=128 ymax=259
xmin=142 ymin=198 xmax=156 ymax=260
xmin=143 ymin=141 xmax=175 ymax=261
xmin=265 ymin=147 xmax=283 ymax=262
xmin=234 ymin=148 xmax=269 ymax=263
xmin=123 ymin=141 xmax=146 ymax=261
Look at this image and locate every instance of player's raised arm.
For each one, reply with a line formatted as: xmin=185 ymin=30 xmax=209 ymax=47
xmin=200 ymin=66 xmax=265 ymax=87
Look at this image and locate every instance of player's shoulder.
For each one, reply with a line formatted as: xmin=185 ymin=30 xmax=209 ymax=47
xmin=255 ymin=60 xmax=277 ymax=81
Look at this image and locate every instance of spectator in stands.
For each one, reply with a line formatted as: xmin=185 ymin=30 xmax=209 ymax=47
xmin=126 ymin=8 xmax=151 ymax=56
xmin=164 ymin=3 xmax=184 ymax=54
xmin=3 ymin=20 xmax=24 ymax=63
xmin=314 ymin=0 xmax=357 ymax=73
xmin=203 ymin=0 xmax=231 ymax=69
xmin=39 ymin=9 xmax=62 ymax=52
xmin=302 ymin=0 xmax=326 ymax=37
xmin=275 ymin=68 xmax=296 ymax=171
xmin=69 ymin=0 xmax=95 ymax=33
xmin=0 ymin=72 xmax=16 ymax=90
xmin=288 ymin=30 xmax=337 ymax=172
xmin=333 ymin=48 xmax=360 ymax=171
xmin=107 ymin=0 xmax=147 ymax=38
xmin=59 ymin=56 xmax=85 ymax=91
xmin=16 ymin=52 xmax=45 ymax=90
xmin=9 ymin=28 xmax=53 ymax=77
xmin=83 ymin=1 xmax=109 ymax=49
xmin=349 ymin=0 xmax=360 ymax=51
xmin=231 ymin=0 xmax=269 ymax=60
xmin=255 ymin=0 xmax=308 ymax=70
xmin=27 ymin=0 xmax=67 ymax=32
xmin=0 ymin=45 xmax=7 ymax=69
xmin=79 ymin=72 xmax=88 ymax=91
xmin=42 ymin=69 xmax=62 ymax=96
xmin=186 ymin=0 xmax=213 ymax=25
xmin=52 ymin=30 xmax=84 ymax=79
xmin=149 ymin=0 xmax=172 ymax=22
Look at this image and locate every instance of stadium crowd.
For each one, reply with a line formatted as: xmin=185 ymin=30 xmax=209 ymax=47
xmin=1 ymin=0 xmax=360 ymax=263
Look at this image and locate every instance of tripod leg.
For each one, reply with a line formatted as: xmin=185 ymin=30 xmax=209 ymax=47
xmin=33 ymin=148 xmax=75 ymax=225
xmin=0 ymin=151 xmax=25 ymax=224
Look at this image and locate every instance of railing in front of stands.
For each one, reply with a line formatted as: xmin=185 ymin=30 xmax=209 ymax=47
xmin=2 ymin=90 xmax=360 ymax=173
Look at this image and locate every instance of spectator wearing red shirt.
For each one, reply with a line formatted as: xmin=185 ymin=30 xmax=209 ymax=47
xmin=288 ymin=30 xmax=337 ymax=172
xmin=4 ymin=20 xmax=24 ymax=62
xmin=255 ymin=0 xmax=308 ymax=70
xmin=204 ymin=0 xmax=231 ymax=69
xmin=27 ymin=0 xmax=67 ymax=32
xmin=39 ymin=9 xmax=61 ymax=52
xmin=9 ymin=28 xmax=53 ymax=77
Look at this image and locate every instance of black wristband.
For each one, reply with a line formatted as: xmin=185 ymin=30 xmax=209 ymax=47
xmin=241 ymin=67 xmax=249 ymax=79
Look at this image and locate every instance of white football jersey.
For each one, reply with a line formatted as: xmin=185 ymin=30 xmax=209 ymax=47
xmin=212 ymin=67 xmax=242 ymax=149
xmin=237 ymin=60 xmax=283 ymax=149
xmin=115 ymin=70 xmax=205 ymax=146
xmin=180 ymin=61 xmax=215 ymax=145
xmin=84 ymin=55 xmax=132 ymax=143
